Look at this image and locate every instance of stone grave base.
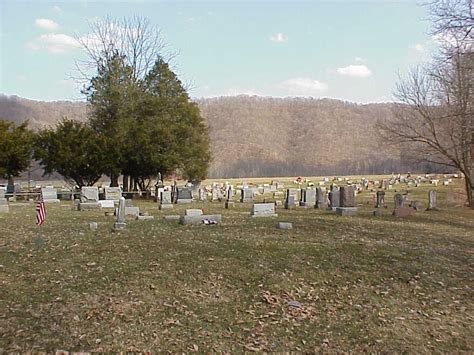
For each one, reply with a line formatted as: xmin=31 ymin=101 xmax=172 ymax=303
xmin=335 ymin=207 xmax=358 ymax=216
xmin=276 ymin=222 xmax=293 ymax=230
xmin=179 ymin=214 xmax=222 ymax=225
xmin=79 ymin=202 xmax=100 ymax=210
xmin=159 ymin=204 xmax=173 ymax=210
xmin=136 ymin=215 xmax=154 ymax=221
xmin=176 ymin=199 xmax=193 ymax=204
xmin=114 ymin=222 xmax=127 ymax=230
xmin=125 ymin=207 xmax=139 ymax=217
xmin=393 ymin=207 xmax=415 ymax=217
xmin=252 ymin=213 xmax=278 ymax=218
xmin=299 ymin=202 xmax=314 ymax=207
xmin=43 ymin=199 xmax=60 ymax=204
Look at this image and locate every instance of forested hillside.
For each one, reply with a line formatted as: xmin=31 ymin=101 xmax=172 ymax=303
xmin=0 ymin=94 xmax=439 ymax=178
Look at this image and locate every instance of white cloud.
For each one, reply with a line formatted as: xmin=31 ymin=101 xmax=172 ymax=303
xmin=34 ymin=18 xmax=59 ymax=30
xmin=277 ymin=77 xmax=328 ymax=96
xmin=52 ymin=5 xmax=62 ymax=13
xmin=410 ymin=43 xmax=424 ymax=52
xmin=354 ymin=57 xmax=365 ymax=63
xmin=25 ymin=41 xmax=40 ymax=50
xmin=38 ymin=33 xmax=80 ymax=54
xmin=336 ymin=64 xmax=372 ymax=78
xmin=16 ymin=75 xmax=27 ymax=81
xmin=270 ymin=32 xmax=287 ymax=43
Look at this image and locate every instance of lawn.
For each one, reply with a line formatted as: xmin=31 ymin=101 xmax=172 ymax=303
xmin=1 ymin=177 xmax=473 ymax=352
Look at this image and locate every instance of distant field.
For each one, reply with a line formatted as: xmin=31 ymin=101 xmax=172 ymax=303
xmin=0 ymin=177 xmax=473 ymax=352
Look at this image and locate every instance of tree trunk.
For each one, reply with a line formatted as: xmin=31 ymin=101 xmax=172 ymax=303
xmin=465 ymin=176 xmax=474 ymax=209
xmin=129 ymin=176 xmax=135 ymax=192
xmin=123 ymin=175 xmax=129 ymax=192
xmin=110 ymin=173 xmax=119 ymax=187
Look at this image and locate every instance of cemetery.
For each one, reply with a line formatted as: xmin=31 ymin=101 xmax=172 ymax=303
xmin=1 ymin=0 xmax=472 ymax=351
xmin=0 ymin=173 xmax=473 ymax=352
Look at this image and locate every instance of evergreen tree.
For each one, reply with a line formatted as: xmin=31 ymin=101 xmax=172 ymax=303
xmin=0 ymin=120 xmax=33 ymax=183
xmin=82 ymin=52 xmax=138 ymax=186
xmin=34 ymin=119 xmax=104 ymax=187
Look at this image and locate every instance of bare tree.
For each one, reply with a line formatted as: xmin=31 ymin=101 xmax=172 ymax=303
xmin=380 ymin=0 xmax=473 ymax=207
xmin=75 ymin=15 xmax=169 ymax=84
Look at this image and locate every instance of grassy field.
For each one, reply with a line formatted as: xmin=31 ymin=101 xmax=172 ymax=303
xmin=0 ymin=177 xmax=473 ymax=352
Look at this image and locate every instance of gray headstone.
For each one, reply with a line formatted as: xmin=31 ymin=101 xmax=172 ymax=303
xmin=328 ymin=187 xmax=340 ymax=209
xmin=340 ymin=186 xmax=355 ymax=207
xmin=185 ymin=209 xmax=203 ymax=217
xmin=114 ymin=197 xmax=127 ymax=230
xmin=81 ymin=187 xmax=99 ymax=202
xmin=335 ymin=207 xmax=358 ymax=216
xmin=427 ymin=190 xmax=438 ymax=211
xmin=199 ymin=188 xmax=207 ymax=201
xmin=276 ymin=222 xmax=293 ymax=230
xmin=179 ymin=214 xmax=222 ymax=225
xmin=251 ymin=203 xmax=277 ymax=217
xmin=241 ymin=188 xmax=253 ymax=203
xmin=41 ymin=187 xmax=60 ymax=203
xmin=212 ymin=187 xmax=220 ymax=202
xmin=176 ymin=187 xmax=193 ymax=204
xmin=375 ymin=191 xmax=385 ymax=208
xmin=394 ymin=194 xmax=405 ymax=208
xmin=160 ymin=190 xmax=172 ymax=205
xmin=104 ymin=187 xmax=122 ymax=201
xmin=316 ymin=187 xmax=328 ymax=209
xmin=300 ymin=188 xmax=316 ymax=207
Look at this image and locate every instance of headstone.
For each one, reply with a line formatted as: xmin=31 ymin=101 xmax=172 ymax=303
xmin=316 ymin=187 xmax=327 ymax=209
xmin=284 ymin=191 xmax=295 ymax=209
xmin=375 ymin=191 xmax=385 ymax=208
xmin=225 ymin=186 xmax=234 ymax=209
xmin=81 ymin=187 xmax=99 ymax=202
xmin=179 ymin=214 xmax=222 ymax=225
xmin=300 ymin=188 xmax=316 ymax=207
xmin=394 ymin=194 xmax=405 ymax=208
xmin=199 ymin=188 xmax=207 ymax=202
xmin=328 ymin=188 xmax=340 ymax=209
xmin=263 ymin=184 xmax=271 ymax=194
xmin=276 ymin=222 xmax=293 ymax=230
xmin=335 ymin=207 xmax=358 ymax=216
xmin=89 ymin=222 xmax=98 ymax=231
xmin=241 ymin=188 xmax=253 ymax=203
xmin=125 ymin=206 xmax=140 ymax=217
xmin=284 ymin=188 xmax=298 ymax=209
xmin=427 ymin=190 xmax=439 ymax=211
xmin=185 ymin=209 xmax=203 ymax=217
xmin=0 ymin=189 xmax=9 ymax=213
xmin=340 ymin=186 xmax=355 ymax=207
xmin=176 ymin=187 xmax=193 ymax=204
xmin=114 ymin=197 xmax=127 ymax=230
xmin=104 ymin=187 xmax=122 ymax=201
xmin=159 ymin=190 xmax=173 ymax=210
xmin=136 ymin=215 xmax=154 ymax=221
xmin=212 ymin=186 xmax=220 ymax=202
xmin=392 ymin=207 xmax=415 ymax=217
xmin=251 ymin=203 xmax=278 ymax=217
xmin=41 ymin=187 xmax=60 ymax=204
xmin=98 ymin=200 xmax=115 ymax=209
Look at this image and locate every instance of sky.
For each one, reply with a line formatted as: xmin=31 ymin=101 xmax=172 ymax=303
xmin=0 ymin=0 xmax=437 ymax=103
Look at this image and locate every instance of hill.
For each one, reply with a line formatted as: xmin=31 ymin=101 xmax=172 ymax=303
xmin=0 ymin=94 xmax=437 ymax=179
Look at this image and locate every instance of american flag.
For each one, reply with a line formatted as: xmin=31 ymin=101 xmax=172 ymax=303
xmin=36 ymin=199 xmax=46 ymax=225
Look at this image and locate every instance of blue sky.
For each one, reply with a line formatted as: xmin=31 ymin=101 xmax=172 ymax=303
xmin=0 ymin=0 xmax=435 ymax=103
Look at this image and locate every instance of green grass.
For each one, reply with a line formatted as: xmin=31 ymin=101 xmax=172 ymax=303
xmin=0 ymin=178 xmax=473 ymax=352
